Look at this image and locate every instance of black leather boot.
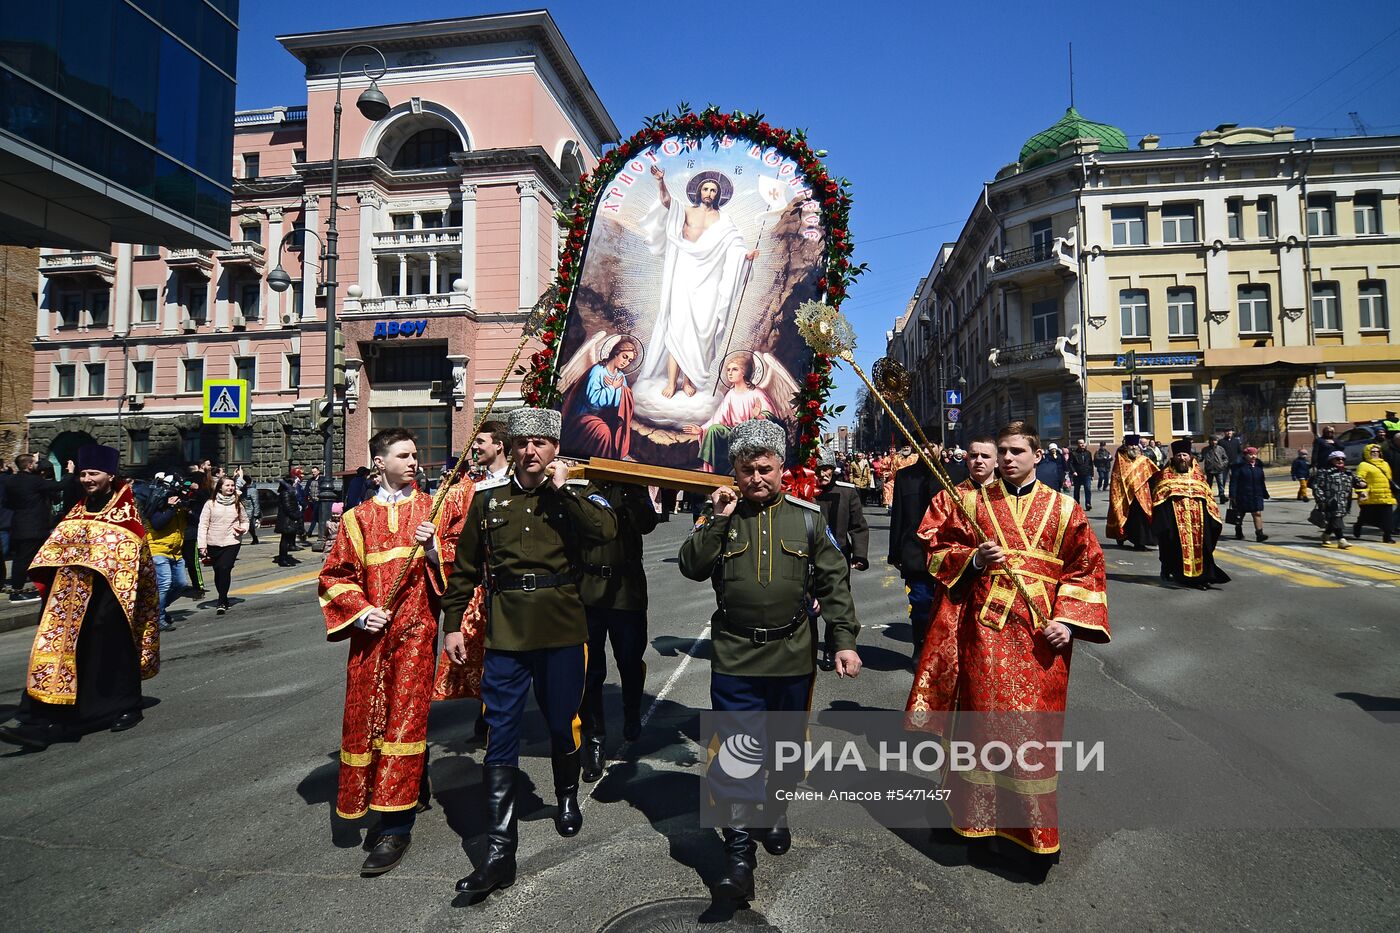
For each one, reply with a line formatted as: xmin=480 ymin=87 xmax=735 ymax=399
xmin=455 ymin=765 xmax=518 ymax=895
xmin=757 ymin=803 xmax=791 ymax=856
xmin=713 ymin=805 xmax=757 ymax=904
xmin=552 ymin=749 xmax=583 ymax=837
xmin=581 ymin=734 xmax=606 ymax=783
xmin=1234 ymin=525 xmax=1245 ymax=540
xmin=1256 ymin=529 xmax=1269 ymax=542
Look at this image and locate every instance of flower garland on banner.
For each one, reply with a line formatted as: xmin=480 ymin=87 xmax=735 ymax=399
xmin=521 ymin=104 xmax=866 ymax=468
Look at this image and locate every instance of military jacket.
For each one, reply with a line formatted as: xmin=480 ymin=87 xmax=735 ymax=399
xmin=442 ymin=475 xmax=617 ymax=651
xmin=814 ymin=481 xmax=870 ymax=565
xmin=679 ymin=494 xmax=859 ymax=678
xmin=577 ymin=481 xmax=658 ymax=611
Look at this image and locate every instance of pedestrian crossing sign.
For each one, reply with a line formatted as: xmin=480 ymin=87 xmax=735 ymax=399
xmin=203 ymin=380 xmax=249 ymax=424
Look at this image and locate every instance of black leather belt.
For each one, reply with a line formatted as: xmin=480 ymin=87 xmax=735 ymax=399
xmin=580 ymin=562 xmax=613 ymax=579
xmin=722 ymin=615 xmax=805 ymax=645
xmin=489 ymin=571 xmax=576 ymax=593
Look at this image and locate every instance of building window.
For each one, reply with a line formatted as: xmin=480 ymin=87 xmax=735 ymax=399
xmin=1170 ymin=383 xmax=1201 ymax=436
xmin=1256 ymin=197 xmax=1275 ymax=238
xmin=228 ymin=427 xmax=253 ymax=463
xmin=137 ymin=244 xmax=159 ymax=257
xmin=392 ymin=213 xmax=415 ymax=231
xmin=371 ymin=407 xmax=449 ymax=468
xmin=1110 ymin=207 xmax=1146 ymax=246
xmin=138 ymin=288 xmax=159 ymax=324
xmin=1354 ymin=192 xmax=1381 ymax=235
xmin=128 ymin=429 xmax=149 ymax=466
xmin=182 ymin=430 xmax=201 ymax=463
xmin=286 ymin=354 xmax=301 ymax=389
xmin=1122 ymin=382 xmax=1154 ymax=435
xmin=370 ymin=345 xmax=453 ymax=385
xmin=235 ymin=356 xmax=257 ymax=389
xmin=1167 ymin=287 xmax=1198 ymax=337
xmin=1031 ymin=298 xmax=1059 ymax=342
xmin=1359 ymin=281 xmax=1389 ymax=331
xmin=1238 ymin=285 xmax=1271 ymax=335
xmin=1119 ymin=289 xmax=1150 ymax=338
xmin=59 ymin=293 xmax=82 ymax=329
xmin=293 ymin=147 xmax=306 ymax=164
xmin=239 ymin=283 xmax=261 ymax=320
xmin=183 ymin=358 xmax=204 ymax=393
xmin=1161 ymin=203 xmax=1198 ymax=244
xmin=186 ymin=287 xmax=207 ymax=324
xmin=1306 ymin=194 xmax=1335 ymax=236
xmin=282 ymin=425 xmax=293 ymax=461
xmin=240 ymin=222 xmax=261 ymax=244
xmin=1311 ymin=283 xmax=1340 ymax=332
xmin=89 ymin=291 xmax=110 ymax=327
xmin=1226 ymin=198 xmax=1243 ymax=240
xmin=290 ymin=220 xmax=306 ymax=250
xmin=1029 ymin=218 xmax=1053 ymax=259
xmin=85 ymin=363 xmax=106 ymax=397
xmin=393 ymin=128 xmax=456 ymax=171
xmin=132 ymin=360 xmax=154 ymax=395
xmin=243 ymin=153 xmax=260 ymax=179
xmin=55 ymin=364 xmax=75 ymax=398
xmin=290 ymin=281 xmax=304 ymax=316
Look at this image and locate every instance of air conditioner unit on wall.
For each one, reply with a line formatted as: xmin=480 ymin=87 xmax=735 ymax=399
xmin=181 ymin=318 xmax=197 ymax=333
xmin=232 ymin=314 xmax=247 ymax=328
xmin=281 ymin=313 xmax=298 ymax=326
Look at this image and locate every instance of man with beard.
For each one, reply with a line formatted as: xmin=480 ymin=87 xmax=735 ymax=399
xmin=641 ymin=166 xmax=758 ymax=398
xmin=1106 ymin=434 xmax=1158 ymax=550
xmin=1151 ymin=439 xmax=1230 ymax=589
xmin=0 ymin=445 xmax=160 ymax=750
xmin=814 ymin=449 xmax=870 ymax=572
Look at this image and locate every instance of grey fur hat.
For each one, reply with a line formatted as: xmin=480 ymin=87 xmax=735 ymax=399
xmin=815 ymin=446 xmax=837 ymax=469
xmin=507 ymin=406 xmax=562 ymax=441
xmin=729 ymin=418 xmax=786 ymax=463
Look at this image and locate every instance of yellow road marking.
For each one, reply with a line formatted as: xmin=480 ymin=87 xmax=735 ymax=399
xmin=231 ymin=569 xmax=322 ymax=597
xmin=1245 ymin=545 xmax=1400 ymax=584
xmin=1214 ymin=552 xmax=1343 ymax=588
xmin=1341 ymin=542 xmax=1400 ymax=566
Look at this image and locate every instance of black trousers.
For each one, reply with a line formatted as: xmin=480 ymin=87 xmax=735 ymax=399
xmin=9 ymin=537 xmax=43 ymax=591
xmin=206 ymin=543 xmax=241 ymax=601
xmin=278 ymin=532 xmax=296 ymax=560
xmin=580 ymin=605 xmax=647 ymax=736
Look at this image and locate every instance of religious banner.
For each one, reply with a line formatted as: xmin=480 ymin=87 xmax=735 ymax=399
xmin=522 ymin=106 xmax=862 ymax=486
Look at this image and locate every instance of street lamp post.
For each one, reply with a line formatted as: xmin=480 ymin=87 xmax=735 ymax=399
xmin=267 ymin=43 xmax=390 ymax=546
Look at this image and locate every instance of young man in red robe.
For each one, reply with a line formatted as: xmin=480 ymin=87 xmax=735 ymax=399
xmin=906 ymin=422 xmax=1109 ymax=879
xmin=318 ymin=427 xmax=473 ymax=876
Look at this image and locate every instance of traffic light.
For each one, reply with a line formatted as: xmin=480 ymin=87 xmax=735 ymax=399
xmin=311 ymin=396 xmax=332 ymax=432
xmin=332 ymin=326 xmax=347 ymax=389
xmin=1133 ymin=378 xmax=1153 ymax=407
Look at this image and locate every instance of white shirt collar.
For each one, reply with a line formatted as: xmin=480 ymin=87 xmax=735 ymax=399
xmin=375 ymin=484 xmax=414 ymax=504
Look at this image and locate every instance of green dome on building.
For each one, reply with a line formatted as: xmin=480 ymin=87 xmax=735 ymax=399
xmin=1019 ymin=107 xmax=1128 ymax=168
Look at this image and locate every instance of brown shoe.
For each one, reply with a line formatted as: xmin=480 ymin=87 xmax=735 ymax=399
xmin=360 ymin=833 xmax=411 ymax=876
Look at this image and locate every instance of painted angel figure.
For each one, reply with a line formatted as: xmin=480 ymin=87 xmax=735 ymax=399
xmin=559 ymin=332 xmax=642 ymax=461
xmin=685 ymin=350 xmax=797 ymax=473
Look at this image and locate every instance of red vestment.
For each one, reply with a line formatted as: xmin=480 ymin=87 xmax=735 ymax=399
xmin=1105 ymin=452 xmax=1158 ymax=541
xmin=906 ymin=480 xmax=1109 ymax=854
xmin=318 ymin=484 xmax=471 ymax=819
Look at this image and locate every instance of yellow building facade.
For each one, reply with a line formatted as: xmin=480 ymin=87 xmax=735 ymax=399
xmin=918 ymin=112 xmax=1398 ymax=461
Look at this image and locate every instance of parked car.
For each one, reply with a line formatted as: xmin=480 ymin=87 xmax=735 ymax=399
xmin=1338 ymin=421 xmax=1387 ymax=465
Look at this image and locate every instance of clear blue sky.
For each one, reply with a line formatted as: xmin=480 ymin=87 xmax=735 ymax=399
xmin=235 ymin=1 xmax=1400 ymax=421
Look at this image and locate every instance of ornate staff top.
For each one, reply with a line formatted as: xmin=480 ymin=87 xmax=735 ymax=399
xmin=796 ymin=300 xmax=856 ymax=361
xmin=871 ymin=357 xmax=912 ymax=405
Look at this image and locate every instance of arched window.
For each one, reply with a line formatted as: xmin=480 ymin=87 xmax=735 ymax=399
xmin=393 ymin=128 xmax=455 ymax=170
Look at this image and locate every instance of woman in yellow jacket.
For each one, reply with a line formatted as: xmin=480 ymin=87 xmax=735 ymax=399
xmin=1354 ymin=444 xmax=1396 ymax=543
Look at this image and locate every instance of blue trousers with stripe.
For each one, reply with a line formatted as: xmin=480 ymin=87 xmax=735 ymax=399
xmin=707 ymin=672 xmax=815 ymax=805
xmin=481 ymin=644 xmax=585 ymax=767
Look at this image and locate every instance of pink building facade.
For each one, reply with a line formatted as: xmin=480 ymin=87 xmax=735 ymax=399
xmin=28 ymin=11 xmax=617 ymax=482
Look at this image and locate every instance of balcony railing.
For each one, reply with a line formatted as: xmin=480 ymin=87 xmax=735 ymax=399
xmin=357 ymin=294 xmax=456 ymax=314
xmin=999 ymin=244 xmax=1056 ymax=269
xmin=373 ymin=227 xmax=463 ymax=252
xmin=40 ymin=251 xmax=116 ymax=277
xmin=987 ymin=335 xmax=1077 ymax=380
xmin=215 ymin=241 xmax=267 ymax=269
xmin=991 ymin=339 xmax=1062 ymax=366
xmin=988 ymin=235 xmax=1077 ymax=282
xmin=167 ymin=249 xmax=216 ymax=275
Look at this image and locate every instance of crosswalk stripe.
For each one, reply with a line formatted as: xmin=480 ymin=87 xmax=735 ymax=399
xmin=1244 ymin=544 xmax=1400 ymax=585
xmin=1339 ymin=542 xmax=1400 ymax=566
xmin=1214 ymin=552 xmax=1344 ymax=588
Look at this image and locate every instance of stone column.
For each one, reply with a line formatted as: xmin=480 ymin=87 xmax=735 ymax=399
xmin=214 ymin=267 xmax=230 ymax=331
xmin=163 ymin=270 xmax=180 ymax=333
xmin=428 ymin=253 xmax=439 ymax=294
xmin=356 ymin=189 xmax=383 ymax=299
xmin=517 ymin=179 xmax=541 ymax=310
xmin=114 ymin=243 xmax=132 ymax=333
xmin=460 ymin=182 xmax=477 ymax=305
xmin=265 ymin=207 xmax=285 ymax=329
xmin=301 ymin=194 xmax=319 ymax=322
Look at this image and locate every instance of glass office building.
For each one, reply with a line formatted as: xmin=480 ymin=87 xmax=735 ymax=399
xmin=0 ymin=0 xmax=238 ymax=249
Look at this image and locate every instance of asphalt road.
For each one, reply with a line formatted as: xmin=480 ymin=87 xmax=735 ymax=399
xmin=2 ymin=498 xmax=1398 ymax=932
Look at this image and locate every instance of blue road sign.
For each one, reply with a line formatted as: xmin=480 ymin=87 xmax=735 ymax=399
xmin=947 ymin=407 xmax=961 ymax=423
xmin=945 ymin=389 xmax=962 ymax=406
xmin=203 ymin=380 xmax=249 ymax=425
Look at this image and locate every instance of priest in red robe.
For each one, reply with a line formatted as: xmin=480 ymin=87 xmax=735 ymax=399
xmin=1105 ymin=433 xmax=1158 ymax=549
xmin=906 ymin=422 xmax=1109 ymax=879
xmin=319 ymin=427 xmax=473 ymax=877
xmin=1151 ymin=439 xmax=1230 ymax=589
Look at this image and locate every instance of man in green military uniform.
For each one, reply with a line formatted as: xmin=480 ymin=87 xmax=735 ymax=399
xmin=440 ymin=407 xmax=617 ymax=898
xmin=679 ymin=419 xmax=862 ymax=904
